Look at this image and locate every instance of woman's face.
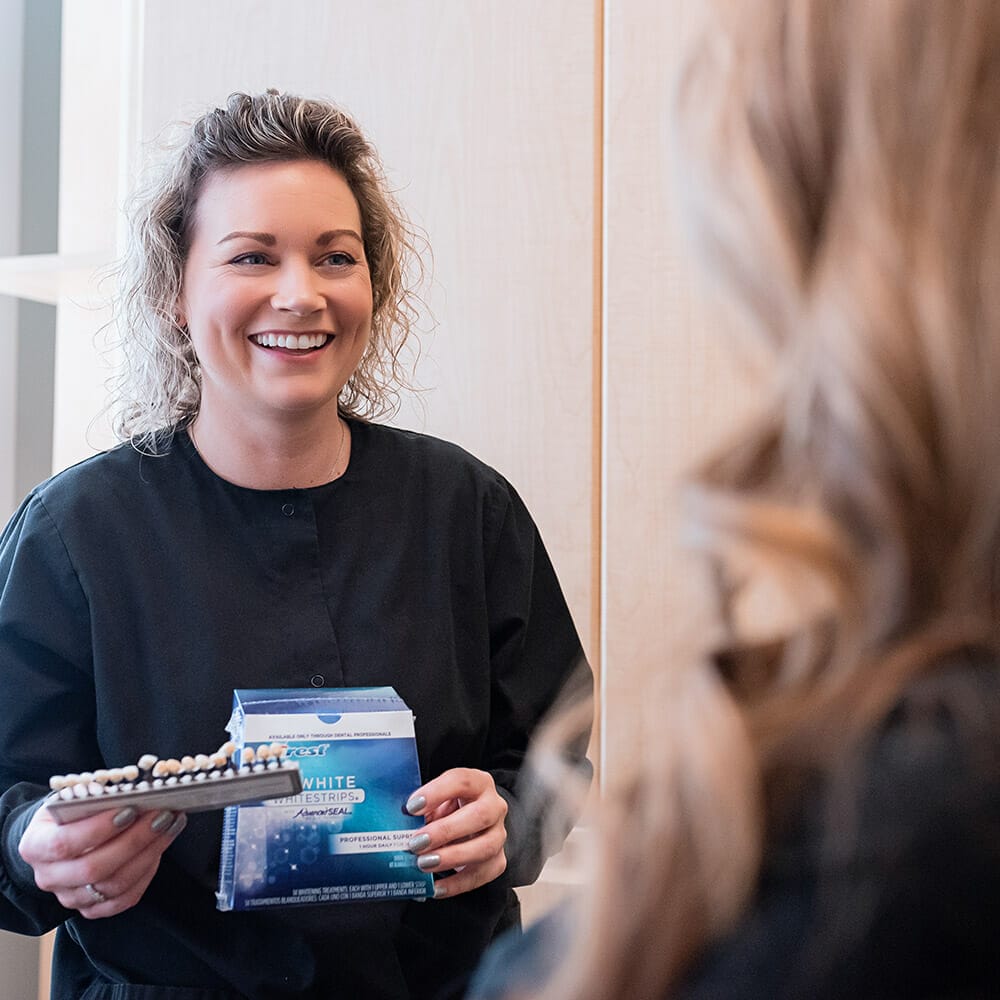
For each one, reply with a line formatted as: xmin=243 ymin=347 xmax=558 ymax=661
xmin=178 ymin=159 xmax=373 ymax=431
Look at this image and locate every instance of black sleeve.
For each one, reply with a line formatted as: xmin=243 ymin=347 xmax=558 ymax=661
xmin=0 ymin=494 xmax=96 ymax=935
xmin=481 ymin=482 xmax=593 ymax=887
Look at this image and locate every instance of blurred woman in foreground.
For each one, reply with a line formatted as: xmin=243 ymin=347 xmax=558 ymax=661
xmin=472 ymin=1 xmax=1000 ymax=996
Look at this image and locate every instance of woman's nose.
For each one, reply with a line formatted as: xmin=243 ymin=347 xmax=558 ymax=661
xmin=270 ymin=262 xmax=324 ymax=315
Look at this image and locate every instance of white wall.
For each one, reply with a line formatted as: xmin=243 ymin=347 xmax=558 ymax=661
xmin=51 ymin=0 xmax=122 ymax=472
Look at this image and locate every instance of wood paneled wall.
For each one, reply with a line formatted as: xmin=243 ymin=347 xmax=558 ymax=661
xmin=52 ymin=0 xmax=766 ymax=819
xmin=602 ymin=3 xmax=754 ymax=773
xmin=30 ymin=7 xmax=761 ymax=985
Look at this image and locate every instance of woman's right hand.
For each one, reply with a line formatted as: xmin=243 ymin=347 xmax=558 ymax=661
xmin=18 ymin=802 xmax=187 ymax=919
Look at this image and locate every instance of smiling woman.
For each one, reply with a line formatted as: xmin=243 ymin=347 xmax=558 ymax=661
xmin=179 ymin=161 xmax=374 ymax=488
xmin=0 ymin=90 xmax=592 ymax=1000
xmin=114 ymin=91 xmax=422 ymax=454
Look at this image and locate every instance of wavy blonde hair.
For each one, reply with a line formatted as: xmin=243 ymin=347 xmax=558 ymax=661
xmin=515 ymin=2 xmax=1000 ymax=997
xmin=109 ymin=90 xmax=423 ymax=448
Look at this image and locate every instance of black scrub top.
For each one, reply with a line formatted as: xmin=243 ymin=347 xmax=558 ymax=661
xmin=0 ymin=420 xmax=591 ymax=999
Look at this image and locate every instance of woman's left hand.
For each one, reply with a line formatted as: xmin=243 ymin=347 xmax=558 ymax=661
xmin=405 ymin=768 xmax=508 ymax=898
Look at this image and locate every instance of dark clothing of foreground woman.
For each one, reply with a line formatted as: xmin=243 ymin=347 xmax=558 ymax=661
xmin=470 ymin=651 xmax=1000 ymax=999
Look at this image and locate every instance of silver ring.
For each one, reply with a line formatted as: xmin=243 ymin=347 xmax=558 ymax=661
xmin=84 ymin=882 xmax=107 ymax=905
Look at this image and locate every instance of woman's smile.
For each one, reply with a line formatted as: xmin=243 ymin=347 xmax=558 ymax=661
xmin=248 ymin=330 xmax=334 ymax=351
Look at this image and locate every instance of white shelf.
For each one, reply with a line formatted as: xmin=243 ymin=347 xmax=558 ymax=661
xmin=0 ymin=252 xmax=113 ymax=307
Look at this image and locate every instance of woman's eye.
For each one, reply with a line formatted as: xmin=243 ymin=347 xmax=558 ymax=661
xmin=231 ymin=252 xmax=270 ymax=266
xmin=322 ymin=252 xmax=356 ymax=267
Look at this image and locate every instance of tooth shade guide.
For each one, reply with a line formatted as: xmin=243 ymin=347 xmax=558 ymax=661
xmin=46 ymin=761 xmax=302 ymax=824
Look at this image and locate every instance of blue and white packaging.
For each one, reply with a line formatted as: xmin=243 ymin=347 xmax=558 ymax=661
xmin=216 ymin=687 xmax=434 ymax=911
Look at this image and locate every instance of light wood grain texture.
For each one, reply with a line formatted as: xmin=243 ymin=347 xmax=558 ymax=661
xmin=37 ymin=933 xmax=53 ymax=1000
xmin=602 ymin=3 xmax=757 ymax=773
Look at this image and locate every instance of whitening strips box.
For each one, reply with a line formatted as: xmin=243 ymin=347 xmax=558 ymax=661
xmin=216 ymin=687 xmax=434 ymax=911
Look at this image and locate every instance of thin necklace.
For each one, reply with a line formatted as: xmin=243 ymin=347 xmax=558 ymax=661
xmin=328 ymin=417 xmax=348 ymax=481
xmin=188 ymin=417 xmax=349 ymax=485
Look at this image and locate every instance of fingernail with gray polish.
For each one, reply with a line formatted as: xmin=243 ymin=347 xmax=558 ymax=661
xmin=113 ymin=807 xmax=137 ymax=828
xmin=405 ymin=794 xmax=426 ymax=815
xmin=408 ymin=833 xmax=431 ymax=853
xmin=167 ymin=814 xmax=187 ymax=838
xmin=417 ymin=853 xmax=441 ymax=872
xmin=433 ymin=883 xmax=448 ymax=899
xmin=151 ymin=810 xmax=175 ymax=833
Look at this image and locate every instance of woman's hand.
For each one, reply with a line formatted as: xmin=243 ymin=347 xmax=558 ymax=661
xmin=18 ymin=802 xmax=187 ymax=919
xmin=405 ymin=768 xmax=508 ymax=899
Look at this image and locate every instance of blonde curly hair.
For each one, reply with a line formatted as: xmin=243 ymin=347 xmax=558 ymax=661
xmin=110 ymin=90 xmax=423 ymax=449
xmin=512 ymin=2 xmax=1000 ymax=998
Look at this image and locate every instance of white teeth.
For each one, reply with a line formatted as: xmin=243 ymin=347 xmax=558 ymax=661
xmin=253 ymin=333 xmax=329 ymax=350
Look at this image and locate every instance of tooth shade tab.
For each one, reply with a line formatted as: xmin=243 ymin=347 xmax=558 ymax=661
xmin=252 ymin=332 xmax=330 ymax=350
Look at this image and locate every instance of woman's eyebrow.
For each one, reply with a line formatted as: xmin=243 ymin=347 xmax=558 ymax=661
xmin=316 ymin=229 xmax=363 ymax=246
xmin=213 ymin=230 xmax=362 ymax=247
xmin=216 ymin=231 xmax=276 ymax=246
